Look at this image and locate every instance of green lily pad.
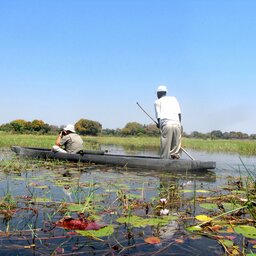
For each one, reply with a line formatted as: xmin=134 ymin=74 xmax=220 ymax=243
xmin=67 ymin=203 xmax=99 ymax=215
xmin=126 ymin=194 xmax=142 ymax=199
xmin=199 ymin=203 xmax=242 ymax=211
xmin=31 ymin=197 xmax=52 ymax=203
xmin=182 ymin=189 xmax=209 ymax=193
xmin=116 ymin=215 xmax=146 ymax=227
xmin=234 ymin=225 xmax=256 ymax=239
xmin=34 ymin=185 xmax=49 ymax=189
xmin=199 ymin=203 xmax=218 ymax=211
xmin=231 ymin=190 xmax=246 ymax=194
xmin=76 ymin=225 xmax=114 ymax=238
xmin=116 ymin=215 xmax=177 ymax=228
xmin=219 ymin=239 xmax=233 ymax=248
xmin=67 ymin=204 xmax=86 ymax=212
xmin=186 ymin=225 xmax=202 ymax=232
xmin=222 ymin=203 xmax=242 ymax=211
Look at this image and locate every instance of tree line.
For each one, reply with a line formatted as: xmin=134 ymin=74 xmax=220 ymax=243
xmin=0 ymin=119 xmax=255 ymax=139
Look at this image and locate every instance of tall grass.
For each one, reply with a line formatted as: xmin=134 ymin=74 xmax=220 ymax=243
xmin=84 ymin=136 xmax=160 ymax=149
xmin=0 ymin=132 xmax=55 ymax=148
xmin=182 ymin=138 xmax=256 ymax=155
xmin=1 ymin=132 xmax=256 ymax=155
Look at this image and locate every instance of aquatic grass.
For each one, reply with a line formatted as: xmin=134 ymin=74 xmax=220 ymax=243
xmin=184 ymin=163 xmax=256 ymax=255
xmin=1 ymin=132 xmax=256 ymax=155
xmin=84 ymin=136 xmax=160 ymax=149
xmin=0 ymin=159 xmax=26 ymax=173
xmin=1 ymin=146 xmax=256 ymax=254
xmin=182 ymin=138 xmax=256 ymax=155
xmin=0 ymin=132 xmax=55 ymax=148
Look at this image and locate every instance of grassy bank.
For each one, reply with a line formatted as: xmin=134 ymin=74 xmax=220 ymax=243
xmin=0 ymin=132 xmax=256 ymax=155
xmin=182 ymin=138 xmax=256 ymax=155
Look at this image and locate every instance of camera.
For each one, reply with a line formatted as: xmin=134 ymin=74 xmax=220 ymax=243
xmin=59 ymin=129 xmax=66 ymax=137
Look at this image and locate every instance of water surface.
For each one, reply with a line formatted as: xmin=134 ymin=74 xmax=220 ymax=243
xmin=0 ymin=147 xmax=255 ymax=255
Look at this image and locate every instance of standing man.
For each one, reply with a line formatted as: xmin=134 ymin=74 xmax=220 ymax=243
xmin=52 ymin=124 xmax=83 ymax=154
xmin=154 ymin=85 xmax=182 ymax=159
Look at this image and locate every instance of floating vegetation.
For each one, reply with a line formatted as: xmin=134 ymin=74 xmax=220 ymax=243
xmin=0 ymin=155 xmax=255 ymax=255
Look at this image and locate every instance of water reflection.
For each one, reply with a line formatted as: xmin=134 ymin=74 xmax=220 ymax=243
xmin=100 ymin=145 xmax=256 ymax=177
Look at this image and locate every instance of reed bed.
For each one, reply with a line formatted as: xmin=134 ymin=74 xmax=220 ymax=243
xmin=84 ymin=136 xmax=160 ymax=149
xmin=182 ymin=138 xmax=256 ymax=155
xmin=0 ymin=132 xmax=55 ymax=148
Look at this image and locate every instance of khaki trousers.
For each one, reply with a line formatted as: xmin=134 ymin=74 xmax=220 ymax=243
xmin=160 ymin=123 xmax=181 ymax=159
xmin=52 ymin=145 xmax=67 ymax=153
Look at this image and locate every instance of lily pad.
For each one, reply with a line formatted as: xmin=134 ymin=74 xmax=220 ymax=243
xmin=195 ymin=214 xmax=212 ymax=222
xmin=76 ymin=225 xmax=114 ymax=237
xmin=30 ymin=197 xmax=52 ymax=203
xmin=67 ymin=204 xmax=87 ymax=212
xmin=234 ymin=225 xmax=256 ymax=239
xmin=145 ymin=236 xmax=161 ymax=244
xmin=219 ymin=239 xmax=233 ymax=248
xmin=116 ymin=215 xmax=147 ymax=227
xmin=182 ymin=189 xmax=209 ymax=193
xmin=186 ymin=225 xmax=202 ymax=232
xmin=116 ymin=215 xmax=177 ymax=228
xmin=222 ymin=203 xmax=242 ymax=211
xmin=199 ymin=202 xmax=242 ymax=212
xmin=199 ymin=203 xmax=218 ymax=211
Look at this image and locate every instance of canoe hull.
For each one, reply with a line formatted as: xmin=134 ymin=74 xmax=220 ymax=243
xmin=11 ymin=146 xmax=216 ymax=171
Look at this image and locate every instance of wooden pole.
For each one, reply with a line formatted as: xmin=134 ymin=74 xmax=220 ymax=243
xmin=136 ymin=102 xmax=195 ymax=160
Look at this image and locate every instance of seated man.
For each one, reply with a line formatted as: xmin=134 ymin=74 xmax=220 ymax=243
xmin=52 ymin=124 xmax=83 ymax=154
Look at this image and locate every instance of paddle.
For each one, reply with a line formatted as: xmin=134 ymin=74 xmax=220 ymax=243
xmin=136 ymin=102 xmax=195 ymax=160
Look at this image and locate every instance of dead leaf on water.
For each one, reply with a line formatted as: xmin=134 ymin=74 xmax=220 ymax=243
xmin=226 ymin=227 xmax=234 ymax=233
xmin=195 ymin=215 xmax=212 ymax=222
xmin=211 ymin=225 xmax=222 ymax=231
xmin=144 ymin=236 xmax=161 ymax=244
xmin=174 ymin=238 xmax=184 ymax=244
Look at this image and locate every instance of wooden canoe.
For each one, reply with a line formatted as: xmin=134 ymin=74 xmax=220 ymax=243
xmin=11 ymin=146 xmax=216 ymax=172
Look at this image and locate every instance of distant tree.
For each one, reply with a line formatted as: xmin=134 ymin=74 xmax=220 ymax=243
xmin=0 ymin=119 xmax=51 ymax=134
xmin=241 ymin=133 xmax=249 ymax=139
xmin=102 ymin=128 xmax=117 ymax=136
xmin=229 ymin=131 xmax=240 ymax=139
xmin=190 ymin=131 xmax=200 ymax=138
xmin=210 ymin=130 xmax=223 ymax=139
xmin=144 ymin=123 xmax=159 ymax=136
xmin=189 ymin=131 xmax=208 ymax=139
xmin=30 ymin=120 xmax=46 ymax=131
xmin=0 ymin=123 xmax=13 ymax=132
xmin=222 ymin=132 xmax=230 ymax=139
xmin=10 ymin=119 xmax=28 ymax=132
xmin=75 ymin=119 xmax=102 ymax=136
xmin=49 ymin=125 xmax=60 ymax=134
xmin=250 ymin=134 xmax=256 ymax=140
xmin=121 ymin=122 xmax=144 ymax=136
xmin=115 ymin=128 xmax=122 ymax=136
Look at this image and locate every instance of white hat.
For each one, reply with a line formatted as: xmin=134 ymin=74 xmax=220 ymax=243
xmin=157 ymin=85 xmax=167 ymax=92
xmin=63 ymin=124 xmax=75 ymax=133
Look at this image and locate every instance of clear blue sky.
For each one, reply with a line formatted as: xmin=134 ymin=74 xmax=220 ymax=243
xmin=1 ymin=0 xmax=255 ymax=134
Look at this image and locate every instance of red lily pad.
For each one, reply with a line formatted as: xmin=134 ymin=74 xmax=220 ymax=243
xmin=56 ymin=217 xmax=104 ymax=231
